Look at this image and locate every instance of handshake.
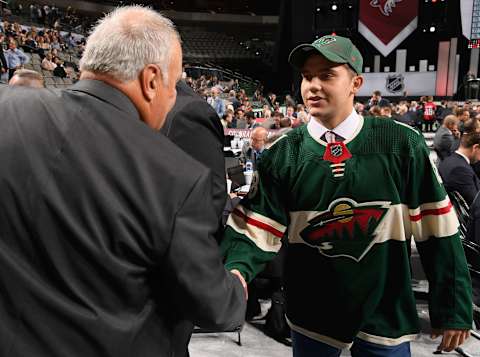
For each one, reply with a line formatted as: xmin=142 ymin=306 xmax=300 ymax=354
xmin=231 ymin=269 xmax=248 ymax=300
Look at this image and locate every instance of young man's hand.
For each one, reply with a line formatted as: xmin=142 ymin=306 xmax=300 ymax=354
xmin=230 ymin=269 xmax=248 ymax=300
xmin=431 ymin=329 xmax=470 ymax=352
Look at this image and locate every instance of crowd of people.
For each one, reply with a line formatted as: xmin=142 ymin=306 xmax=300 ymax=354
xmin=0 ymin=7 xmax=86 ymax=85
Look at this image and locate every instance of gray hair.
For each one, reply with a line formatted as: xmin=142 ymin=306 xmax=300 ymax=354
xmin=79 ymin=6 xmax=180 ymax=84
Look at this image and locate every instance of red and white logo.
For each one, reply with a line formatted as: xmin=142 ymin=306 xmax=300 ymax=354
xmin=359 ymin=0 xmax=418 ymax=57
xmin=369 ymin=0 xmax=403 ymax=17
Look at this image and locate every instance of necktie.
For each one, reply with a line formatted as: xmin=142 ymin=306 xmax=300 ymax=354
xmin=321 ymin=131 xmax=345 ymax=143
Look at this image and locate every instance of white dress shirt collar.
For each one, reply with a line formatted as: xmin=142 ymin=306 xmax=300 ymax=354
xmin=307 ymin=109 xmax=362 ymax=145
xmin=455 ymin=150 xmax=470 ymax=164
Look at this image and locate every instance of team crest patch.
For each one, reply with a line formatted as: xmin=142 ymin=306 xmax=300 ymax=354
xmin=386 ymin=74 xmax=405 ymax=93
xmin=323 ymin=142 xmax=352 ymax=164
xmin=316 ymin=36 xmax=336 ymax=46
xmin=300 ymin=198 xmax=390 ymax=261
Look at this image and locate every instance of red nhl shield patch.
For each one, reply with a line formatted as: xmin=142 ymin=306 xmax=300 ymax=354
xmin=323 ymin=142 xmax=352 ymax=164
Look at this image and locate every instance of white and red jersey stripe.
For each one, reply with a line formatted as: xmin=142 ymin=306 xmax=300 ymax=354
xmin=226 ymin=205 xmax=286 ymax=253
xmin=408 ymin=197 xmax=458 ymax=241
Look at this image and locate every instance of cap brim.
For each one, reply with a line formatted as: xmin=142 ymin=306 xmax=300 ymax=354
xmin=288 ymin=44 xmax=348 ymax=70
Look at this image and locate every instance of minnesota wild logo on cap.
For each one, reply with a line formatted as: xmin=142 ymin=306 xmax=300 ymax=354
xmin=288 ymin=34 xmax=363 ymax=74
xmin=316 ymin=36 xmax=337 ymax=46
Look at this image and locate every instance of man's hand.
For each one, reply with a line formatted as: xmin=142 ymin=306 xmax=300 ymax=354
xmin=452 ymin=129 xmax=461 ymax=138
xmin=431 ymin=329 xmax=470 ymax=352
xmin=230 ymin=269 xmax=248 ymax=300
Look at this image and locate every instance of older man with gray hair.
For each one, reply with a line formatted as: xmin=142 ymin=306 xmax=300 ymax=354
xmin=0 ymin=6 xmax=245 ymax=357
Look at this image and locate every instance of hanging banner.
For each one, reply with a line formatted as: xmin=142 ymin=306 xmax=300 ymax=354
xmin=358 ymin=0 xmax=418 ymax=57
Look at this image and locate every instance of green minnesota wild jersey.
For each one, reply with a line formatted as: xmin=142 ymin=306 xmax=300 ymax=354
xmin=221 ymin=116 xmax=472 ymax=349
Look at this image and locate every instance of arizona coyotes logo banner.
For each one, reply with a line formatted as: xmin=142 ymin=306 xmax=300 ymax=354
xmin=359 ymin=0 xmax=418 ymax=57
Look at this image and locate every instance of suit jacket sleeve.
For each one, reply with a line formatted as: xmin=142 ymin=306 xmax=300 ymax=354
xmin=447 ymin=165 xmax=478 ymax=206
xmin=163 ymin=170 xmax=245 ymax=330
xmin=0 ymin=48 xmax=6 ymax=71
xmin=467 ymin=194 xmax=480 ymax=245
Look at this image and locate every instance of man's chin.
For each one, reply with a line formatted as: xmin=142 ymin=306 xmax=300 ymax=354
xmin=309 ymin=109 xmax=329 ymax=120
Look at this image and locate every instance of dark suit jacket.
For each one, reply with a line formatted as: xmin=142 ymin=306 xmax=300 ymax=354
xmin=0 ymin=80 xmax=245 ymax=357
xmin=473 ymin=161 xmax=480 ymax=179
xmin=240 ymin=144 xmax=263 ymax=171
xmin=433 ymin=126 xmax=460 ymax=161
xmin=438 ymin=152 xmax=480 ymax=206
xmin=162 ymin=80 xmax=226 ymax=222
xmin=0 ymin=45 xmax=7 ymax=72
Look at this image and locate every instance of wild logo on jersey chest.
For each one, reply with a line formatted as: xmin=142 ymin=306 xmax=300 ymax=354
xmin=300 ymin=198 xmax=390 ymax=261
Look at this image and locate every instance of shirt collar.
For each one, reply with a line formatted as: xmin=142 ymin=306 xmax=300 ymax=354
xmin=455 ymin=150 xmax=470 ymax=164
xmin=307 ymin=108 xmax=360 ymax=142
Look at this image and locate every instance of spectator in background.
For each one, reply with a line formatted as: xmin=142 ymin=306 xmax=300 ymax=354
xmin=209 ymin=86 xmax=225 ymax=118
xmin=245 ymin=111 xmax=260 ymax=129
xmin=367 ymin=89 xmax=390 ymax=109
xmin=369 ymin=105 xmax=382 ymax=117
xmin=41 ymin=52 xmax=57 ymax=71
xmin=4 ymin=41 xmax=28 ymax=80
xmin=221 ymin=109 xmax=235 ymax=128
xmin=434 ymin=114 xmax=461 ymax=161
xmin=262 ymin=112 xmax=283 ymax=129
xmin=296 ymin=104 xmax=309 ymax=124
xmin=267 ymin=92 xmax=277 ymax=109
xmin=422 ymin=95 xmax=436 ymax=132
xmin=228 ymin=90 xmax=241 ymax=110
xmin=354 ymin=102 xmax=366 ymax=117
xmin=239 ymin=126 xmax=268 ymax=170
xmin=53 ymin=57 xmax=67 ymax=78
xmin=234 ymin=108 xmax=247 ymax=129
xmin=9 ymin=69 xmax=44 ymax=88
xmin=438 ymin=130 xmax=480 ymax=206
xmin=396 ymin=103 xmax=417 ymax=127
xmin=456 ymin=107 xmax=471 ymax=134
xmin=285 ymin=94 xmax=296 ymax=107
xmin=380 ymin=105 xmax=392 ymax=118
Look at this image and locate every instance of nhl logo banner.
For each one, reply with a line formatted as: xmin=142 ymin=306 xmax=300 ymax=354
xmin=358 ymin=0 xmax=418 ymax=57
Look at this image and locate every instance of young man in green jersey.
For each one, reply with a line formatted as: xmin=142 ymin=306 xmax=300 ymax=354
xmin=221 ymin=35 xmax=473 ymax=356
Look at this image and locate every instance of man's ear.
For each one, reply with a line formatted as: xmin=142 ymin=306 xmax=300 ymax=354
xmin=352 ymin=75 xmax=364 ymax=96
xmin=139 ymin=64 xmax=162 ymax=102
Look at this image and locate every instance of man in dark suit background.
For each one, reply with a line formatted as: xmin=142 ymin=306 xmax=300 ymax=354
xmin=434 ymin=114 xmax=461 ymax=161
xmin=162 ymin=80 xmax=227 ymax=240
xmin=0 ymin=33 xmax=7 ymax=79
xmin=0 ymin=7 xmax=245 ymax=357
xmin=439 ymin=131 xmax=480 ymax=206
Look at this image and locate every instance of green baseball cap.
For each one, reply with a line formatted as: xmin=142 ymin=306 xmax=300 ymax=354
xmin=288 ymin=35 xmax=363 ymax=74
